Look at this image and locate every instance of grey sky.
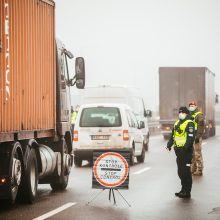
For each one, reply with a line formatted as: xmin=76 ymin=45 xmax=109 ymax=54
xmin=55 ymin=0 xmax=220 ymax=110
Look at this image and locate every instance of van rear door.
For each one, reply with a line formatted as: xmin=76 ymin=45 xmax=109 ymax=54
xmin=78 ymin=106 xmax=124 ymax=148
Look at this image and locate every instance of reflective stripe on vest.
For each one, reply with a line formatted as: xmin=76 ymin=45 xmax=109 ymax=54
xmin=191 ymin=111 xmax=202 ymax=130
xmin=173 ymin=119 xmax=193 ymax=147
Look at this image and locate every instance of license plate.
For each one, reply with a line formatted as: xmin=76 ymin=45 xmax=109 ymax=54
xmin=91 ymin=135 xmax=109 ymax=140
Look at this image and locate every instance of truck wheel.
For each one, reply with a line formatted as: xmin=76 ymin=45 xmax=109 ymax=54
xmin=74 ymin=157 xmax=82 ymax=167
xmin=212 ymin=127 xmax=216 ymax=136
xmin=137 ymin=144 xmax=146 ymax=163
xmin=50 ymin=141 xmax=69 ymax=190
xmin=18 ymin=148 xmax=38 ymax=203
xmin=163 ymin=135 xmax=170 ymax=140
xmin=130 ymin=146 xmax=135 ymax=166
xmin=7 ymin=142 xmax=22 ymax=204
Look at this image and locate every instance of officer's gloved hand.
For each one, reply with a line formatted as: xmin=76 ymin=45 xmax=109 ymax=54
xmin=165 ymin=146 xmax=171 ymax=151
xmin=195 ymin=137 xmax=200 ymax=144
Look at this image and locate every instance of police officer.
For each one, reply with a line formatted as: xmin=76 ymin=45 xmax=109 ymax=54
xmin=166 ymin=107 xmax=195 ymax=198
xmin=188 ymin=101 xmax=205 ymax=176
xmin=71 ymin=106 xmax=78 ymax=132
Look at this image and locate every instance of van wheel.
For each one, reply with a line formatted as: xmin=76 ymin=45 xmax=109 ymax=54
xmin=144 ymin=133 xmax=149 ymax=151
xmin=137 ymin=145 xmax=146 ymax=163
xmin=74 ymin=157 xmax=82 ymax=167
xmin=130 ymin=147 xmax=135 ymax=166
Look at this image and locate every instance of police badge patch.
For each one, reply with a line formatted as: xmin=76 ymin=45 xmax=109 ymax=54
xmin=189 ymin=127 xmax=194 ymax=133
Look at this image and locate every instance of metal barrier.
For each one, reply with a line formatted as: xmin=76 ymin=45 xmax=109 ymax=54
xmin=148 ymin=120 xmax=161 ymax=135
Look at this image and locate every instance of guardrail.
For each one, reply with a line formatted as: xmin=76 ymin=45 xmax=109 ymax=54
xmin=148 ymin=120 xmax=161 ymax=135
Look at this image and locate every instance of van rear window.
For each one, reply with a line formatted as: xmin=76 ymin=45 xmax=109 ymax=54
xmin=80 ymin=107 xmax=122 ymax=127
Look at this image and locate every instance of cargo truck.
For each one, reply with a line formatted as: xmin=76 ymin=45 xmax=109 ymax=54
xmin=0 ymin=0 xmax=85 ymax=204
xmin=159 ymin=67 xmax=215 ymax=139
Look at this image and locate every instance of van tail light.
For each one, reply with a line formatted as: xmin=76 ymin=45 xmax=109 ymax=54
xmin=73 ymin=130 xmax=78 ymax=142
xmin=123 ymin=130 xmax=129 ymax=141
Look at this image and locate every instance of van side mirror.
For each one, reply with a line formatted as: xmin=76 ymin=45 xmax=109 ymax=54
xmin=139 ymin=121 xmax=145 ymax=129
xmin=144 ymin=109 xmax=152 ymax=117
xmin=75 ymin=57 xmax=85 ymax=89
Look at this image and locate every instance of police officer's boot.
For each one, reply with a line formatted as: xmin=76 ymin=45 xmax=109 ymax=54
xmin=178 ymin=191 xmax=191 ymax=199
xmin=175 ymin=188 xmax=183 ymax=197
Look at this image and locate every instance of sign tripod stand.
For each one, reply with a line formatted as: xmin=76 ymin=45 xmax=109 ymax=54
xmin=87 ymin=188 xmax=131 ymax=207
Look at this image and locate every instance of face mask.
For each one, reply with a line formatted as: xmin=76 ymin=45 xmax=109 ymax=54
xmin=189 ymin=106 xmax=196 ymax=112
xmin=179 ymin=113 xmax=186 ymax=120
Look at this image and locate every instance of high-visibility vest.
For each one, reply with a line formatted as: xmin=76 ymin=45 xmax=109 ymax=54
xmin=191 ymin=111 xmax=202 ymax=130
xmin=173 ymin=119 xmax=193 ymax=147
xmin=71 ymin=111 xmax=77 ymax=124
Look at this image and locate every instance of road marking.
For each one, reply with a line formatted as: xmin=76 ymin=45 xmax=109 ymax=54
xmin=202 ymin=142 xmax=207 ymax=146
xmin=33 ymin=202 xmax=76 ymax=220
xmin=133 ymin=167 xmax=151 ymax=175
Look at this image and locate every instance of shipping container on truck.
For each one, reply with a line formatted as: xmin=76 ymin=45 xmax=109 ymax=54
xmin=159 ymin=67 xmax=215 ymax=140
xmin=0 ymin=0 xmax=85 ymax=204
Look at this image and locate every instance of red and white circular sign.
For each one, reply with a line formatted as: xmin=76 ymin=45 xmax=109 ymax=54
xmin=93 ymin=152 xmax=129 ymax=188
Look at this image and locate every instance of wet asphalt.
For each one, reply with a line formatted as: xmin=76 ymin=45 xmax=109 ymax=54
xmin=0 ymin=127 xmax=220 ymax=220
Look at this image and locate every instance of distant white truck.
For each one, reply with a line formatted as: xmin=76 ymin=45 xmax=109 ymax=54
xmin=79 ymin=85 xmax=151 ymax=150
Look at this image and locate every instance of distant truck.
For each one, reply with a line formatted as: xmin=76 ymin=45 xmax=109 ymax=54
xmin=0 ymin=0 xmax=85 ymax=204
xmin=159 ymin=67 xmax=215 ymax=139
xmin=79 ymin=85 xmax=151 ymax=150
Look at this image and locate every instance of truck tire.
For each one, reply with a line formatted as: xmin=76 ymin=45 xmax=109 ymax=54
xmin=212 ymin=127 xmax=216 ymax=136
xmin=137 ymin=144 xmax=146 ymax=163
xmin=74 ymin=156 xmax=82 ymax=167
xmin=163 ymin=134 xmax=171 ymax=140
xmin=50 ymin=140 xmax=69 ymax=190
xmin=18 ymin=148 xmax=38 ymax=204
xmin=6 ymin=142 xmax=22 ymax=204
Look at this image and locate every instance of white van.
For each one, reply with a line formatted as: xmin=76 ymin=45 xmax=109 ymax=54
xmin=79 ymin=85 xmax=151 ymax=150
xmin=73 ymin=103 xmax=145 ymax=166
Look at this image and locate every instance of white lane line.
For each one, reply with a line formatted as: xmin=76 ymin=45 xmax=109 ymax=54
xmin=133 ymin=167 xmax=151 ymax=175
xmin=33 ymin=202 xmax=76 ymax=220
xmin=202 ymin=142 xmax=207 ymax=146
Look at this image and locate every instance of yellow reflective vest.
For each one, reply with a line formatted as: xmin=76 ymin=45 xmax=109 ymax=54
xmin=71 ymin=111 xmax=77 ymax=124
xmin=173 ymin=119 xmax=193 ymax=147
xmin=191 ymin=111 xmax=202 ymax=130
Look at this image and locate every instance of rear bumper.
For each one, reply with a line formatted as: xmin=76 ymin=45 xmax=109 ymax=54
xmin=73 ymin=148 xmax=131 ymax=160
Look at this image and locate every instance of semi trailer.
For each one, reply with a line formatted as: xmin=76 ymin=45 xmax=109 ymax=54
xmin=0 ymin=0 xmax=85 ymax=204
xmin=159 ymin=67 xmax=215 ymax=139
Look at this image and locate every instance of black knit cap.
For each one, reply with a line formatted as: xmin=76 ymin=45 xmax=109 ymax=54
xmin=179 ymin=106 xmax=189 ymax=114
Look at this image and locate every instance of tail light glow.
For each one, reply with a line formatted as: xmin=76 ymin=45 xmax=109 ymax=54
xmin=73 ymin=130 xmax=78 ymax=142
xmin=123 ymin=130 xmax=129 ymax=141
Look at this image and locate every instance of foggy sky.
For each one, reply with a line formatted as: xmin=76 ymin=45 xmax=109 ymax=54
xmin=55 ymin=0 xmax=220 ymax=110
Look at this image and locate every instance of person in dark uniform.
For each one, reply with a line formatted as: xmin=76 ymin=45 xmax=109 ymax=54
xmin=166 ymin=106 xmax=195 ymax=198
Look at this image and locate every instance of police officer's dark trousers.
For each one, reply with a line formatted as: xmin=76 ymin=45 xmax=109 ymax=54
xmin=175 ymin=148 xmax=193 ymax=193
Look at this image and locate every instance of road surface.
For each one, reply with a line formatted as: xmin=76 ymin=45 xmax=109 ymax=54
xmin=0 ymin=127 xmax=220 ymax=220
